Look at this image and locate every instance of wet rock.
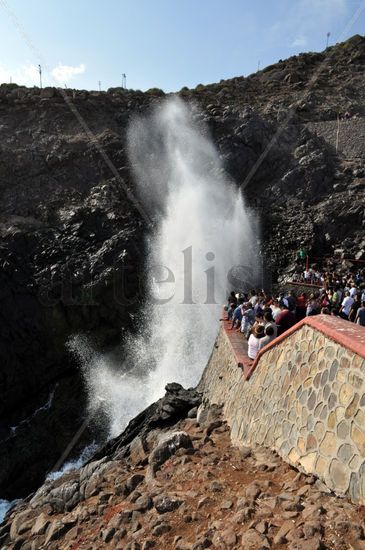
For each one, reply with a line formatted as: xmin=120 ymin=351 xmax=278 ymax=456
xmin=154 ymin=495 xmax=183 ymax=514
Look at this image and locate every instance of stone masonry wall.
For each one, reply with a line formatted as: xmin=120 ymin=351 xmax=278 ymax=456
xmin=199 ymin=317 xmax=365 ymax=503
xmin=306 ymin=117 xmax=365 ymax=159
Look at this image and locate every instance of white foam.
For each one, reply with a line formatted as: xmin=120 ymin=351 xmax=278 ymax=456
xmin=70 ymin=98 xmax=257 ymax=438
xmin=0 ymin=499 xmax=17 ymax=523
xmin=46 ymin=442 xmax=98 ymax=481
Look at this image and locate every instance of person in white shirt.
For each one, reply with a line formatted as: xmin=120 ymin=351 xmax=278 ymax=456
xmin=350 ymin=284 xmax=358 ymax=299
xmin=249 ymin=290 xmax=258 ymax=307
xmin=270 ymin=299 xmax=281 ymax=320
xmin=248 ymin=324 xmax=265 ymax=360
xmin=340 ymin=291 xmax=354 ymax=320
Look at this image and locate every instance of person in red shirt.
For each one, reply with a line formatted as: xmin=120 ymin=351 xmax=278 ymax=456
xmin=276 ymin=302 xmax=296 ymax=336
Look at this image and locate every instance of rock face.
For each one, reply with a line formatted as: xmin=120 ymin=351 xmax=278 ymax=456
xmin=1 ymin=35 xmax=365 ymax=497
xmin=2 ymin=392 xmax=365 ymax=550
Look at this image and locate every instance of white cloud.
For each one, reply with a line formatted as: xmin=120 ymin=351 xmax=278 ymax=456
xmin=51 ymin=63 xmax=86 ymax=84
xmin=291 ymin=36 xmax=308 ymax=48
xmin=0 ymin=66 xmax=10 ymax=84
xmin=0 ymin=63 xmax=39 ymax=86
xmin=0 ymin=62 xmax=86 ymax=87
xmin=22 ymin=64 xmax=40 ymax=82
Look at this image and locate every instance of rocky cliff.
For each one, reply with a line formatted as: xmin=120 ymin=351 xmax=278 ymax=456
xmin=1 ymin=34 xmax=365 ymax=500
xmin=2 ymin=385 xmax=365 ymax=549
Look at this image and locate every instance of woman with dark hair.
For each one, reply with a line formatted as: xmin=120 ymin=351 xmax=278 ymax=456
xmin=248 ymin=324 xmax=265 ymax=360
xmin=355 ymin=301 xmax=365 ymax=327
xmin=349 ymin=294 xmax=362 ymax=323
xmin=226 ymin=291 xmax=237 ymax=320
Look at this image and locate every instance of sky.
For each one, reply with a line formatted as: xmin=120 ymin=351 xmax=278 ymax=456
xmin=0 ymin=0 xmax=364 ymax=92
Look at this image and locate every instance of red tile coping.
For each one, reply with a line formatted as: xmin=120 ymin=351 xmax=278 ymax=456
xmin=220 ymin=316 xmax=254 ymax=374
xmin=220 ymin=313 xmax=365 ymax=382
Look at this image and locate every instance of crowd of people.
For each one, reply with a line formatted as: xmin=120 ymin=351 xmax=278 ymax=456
xmin=225 ymin=269 xmax=365 ymax=362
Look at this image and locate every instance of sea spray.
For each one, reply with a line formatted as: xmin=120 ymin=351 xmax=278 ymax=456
xmin=71 ymin=98 xmax=257 ymax=438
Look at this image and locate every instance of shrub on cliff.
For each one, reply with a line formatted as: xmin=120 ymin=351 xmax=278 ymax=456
xmin=146 ymin=87 xmax=165 ymax=96
xmin=0 ymin=82 xmax=20 ymax=89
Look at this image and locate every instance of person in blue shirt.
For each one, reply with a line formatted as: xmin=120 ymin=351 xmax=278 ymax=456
xmin=231 ymin=298 xmax=244 ymax=329
xmin=240 ymin=303 xmax=256 ymax=337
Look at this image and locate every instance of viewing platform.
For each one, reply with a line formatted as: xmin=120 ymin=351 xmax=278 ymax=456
xmin=201 ymin=314 xmax=365 ymax=504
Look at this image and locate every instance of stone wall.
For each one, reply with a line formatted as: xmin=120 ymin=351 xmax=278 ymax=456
xmin=199 ymin=315 xmax=365 ymax=502
xmin=306 ymin=117 xmax=365 ymax=159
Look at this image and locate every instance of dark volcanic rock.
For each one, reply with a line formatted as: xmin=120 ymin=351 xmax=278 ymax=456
xmin=17 ymin=384 xmax=200 ymax=515
xmin=1 ymin=34 xmax=365 ymax=498
xmin=91 ymin=383 xmax=200 ymax=462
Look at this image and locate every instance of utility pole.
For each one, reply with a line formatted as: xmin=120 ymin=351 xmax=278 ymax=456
xmin=326 ymin=32 xmax=331 ymax=49
xmin=257 ymin=60 xmax=260 ymax=72
xmin=122 ymin=73 xmax=126 ymax=89
xmin=98 ymin=80 xmax=101 ymax=92
xmin=38 ymin=64 xmax=42 ymax=88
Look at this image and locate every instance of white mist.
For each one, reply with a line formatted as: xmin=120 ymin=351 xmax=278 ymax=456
xmin=71 ymin=98 xmax=256 ymax=438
